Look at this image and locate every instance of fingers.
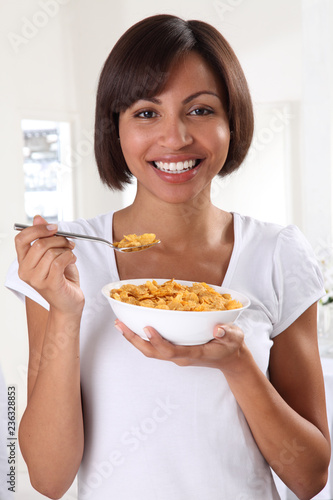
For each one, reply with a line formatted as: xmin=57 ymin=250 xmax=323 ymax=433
xmin=213 ymin=323 xmax=243 ymax=342
xmin=115 ymin=321 xmax=159 ymax=357
xmin=27 ymin=248 xmax=77 ymax=290
xmin=15 ymin=216 xmax=59 ymax=262
xmin=15 ymin=215 xmax=76 ymax=288
xmin=215 ymin=326 xmax=226 ymax=338
xmin=143 ymin=327 xmax=195 ymax=363
xmin=33 ymin=215 xmax=48 ymax=226
xmin=115 ymin=320 xmax=194 ymax=364
xmin=21 ymin=235 xmax=74 ymax=272
xmin=45 ymin=249 xmax=78 ymax=287
xmin=115 ymin=319 xmax=246 ymax=371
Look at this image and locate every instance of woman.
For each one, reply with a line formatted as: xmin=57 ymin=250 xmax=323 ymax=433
xmin=6 ymin=14 xmax=330 ymax=500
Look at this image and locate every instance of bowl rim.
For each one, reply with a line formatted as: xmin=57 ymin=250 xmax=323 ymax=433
xmin=101 ymin=278 xmax=251 ymax=314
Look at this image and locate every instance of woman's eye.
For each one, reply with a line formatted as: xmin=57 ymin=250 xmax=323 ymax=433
xmin=189 ymin=108 xmax=213 ymax=116
xmin=135 ymin=110 xmax=157 ymax=119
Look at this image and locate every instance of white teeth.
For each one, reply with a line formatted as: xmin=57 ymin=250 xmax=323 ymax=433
xmin=154 ymin=159 xmax=198 ymax=173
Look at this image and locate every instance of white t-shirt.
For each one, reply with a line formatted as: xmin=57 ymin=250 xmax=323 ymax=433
xmin=5 ymin=212 xmax=325 ymax=500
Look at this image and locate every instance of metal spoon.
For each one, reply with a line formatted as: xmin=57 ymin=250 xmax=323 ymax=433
xmin=14 ymin=223 xmax=161 ymax=253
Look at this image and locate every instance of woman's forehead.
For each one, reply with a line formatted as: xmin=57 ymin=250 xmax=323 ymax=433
xmin=120 ymin=51 xmax=225 ymax=109
xmin=156 ymin=52 xmax=222 ymax=93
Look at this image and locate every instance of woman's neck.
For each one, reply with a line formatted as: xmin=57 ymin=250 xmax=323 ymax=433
xmin=114 ymin=189 xmax=231 ymax=251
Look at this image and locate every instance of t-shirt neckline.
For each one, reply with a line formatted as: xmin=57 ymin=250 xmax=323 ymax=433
xmin=221 ymin=212 xmax=240 ymax=288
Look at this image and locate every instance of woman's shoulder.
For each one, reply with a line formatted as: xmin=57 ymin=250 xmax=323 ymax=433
xmin=235 ymin=212 xmax=288 ymax=236
xmin=232 ymin=212 xmax=319 ymax=276
xmin=233 ymin=212 xmax=305 ymax=249
xmin=233 ymin=211 xmax=323 ymax=289
xmin=231 ymin=213 xmax=324 ymax=337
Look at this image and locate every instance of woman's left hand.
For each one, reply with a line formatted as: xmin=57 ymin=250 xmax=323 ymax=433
xmin=114 ymin=320 xmax=248 ymax=373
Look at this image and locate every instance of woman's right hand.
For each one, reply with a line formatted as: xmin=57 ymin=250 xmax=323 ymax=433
xmin=15 ymin=215 xmax=85 ymax=315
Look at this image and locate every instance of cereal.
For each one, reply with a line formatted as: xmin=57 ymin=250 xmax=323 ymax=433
xmin=110 ymin=279 xmax=243 ymax=311
xmin=113 ymin=233 xmax=159 ymax=252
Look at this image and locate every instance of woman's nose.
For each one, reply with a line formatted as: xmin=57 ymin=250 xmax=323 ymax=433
xmin=157 ymin=115 xmax=193 ymax=150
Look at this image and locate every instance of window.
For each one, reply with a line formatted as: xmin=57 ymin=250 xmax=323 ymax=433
xmin=22 ymin=119 xmax=73 ymax=222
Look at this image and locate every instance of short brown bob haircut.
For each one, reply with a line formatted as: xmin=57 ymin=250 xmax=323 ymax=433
xmin=95 ymin=14 xmax=254 ymax=190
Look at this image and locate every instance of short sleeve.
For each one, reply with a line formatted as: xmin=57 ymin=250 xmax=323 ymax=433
xmin=271 ymin=225 xmax=325 ymax=338
xmin=5 ymin=258 xmax=49 ymax=310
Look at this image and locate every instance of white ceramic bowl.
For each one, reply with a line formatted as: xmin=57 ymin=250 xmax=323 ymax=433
xmin=102 ymin=279 xmax=250 ymax=345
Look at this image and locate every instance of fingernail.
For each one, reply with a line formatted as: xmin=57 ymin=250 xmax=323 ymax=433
xmin=46 ymin=224 xmax=58 ymax=231
xmin=68 ymin=240 xmax=75 ymax=248
xmin=114 ymin=322 xmax=124 ymax=334
xmin=216 ymin=327 xmax=225 ymax=338
xmin=143 ymin=327 xmax=152 ymax=339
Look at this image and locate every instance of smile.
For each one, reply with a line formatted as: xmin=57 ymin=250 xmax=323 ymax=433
xmin=152 ymin=159 xmax=201 ymax=174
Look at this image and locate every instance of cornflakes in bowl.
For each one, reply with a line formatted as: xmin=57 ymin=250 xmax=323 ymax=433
xmin=102 ymin=279 xmax=250 ymax=345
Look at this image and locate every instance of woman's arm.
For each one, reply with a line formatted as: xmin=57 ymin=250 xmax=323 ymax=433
xmin=19 ymin=300 xmax=84 ymax=500
xmin=15 ymin=216 xmax=85 ymax=499
xmin=116 ymin=302 xmax=330 ymax=500
xmin=223 ymin=303 xmax=330 ymax=500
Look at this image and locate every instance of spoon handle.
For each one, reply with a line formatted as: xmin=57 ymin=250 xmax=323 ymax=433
xmin=13 ymin=223 xmax=114 ymax=247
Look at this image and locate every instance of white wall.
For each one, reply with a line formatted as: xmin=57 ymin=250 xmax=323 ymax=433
xmin=301 ymin=0 xmax=333 ymax=249
xmin=1 ymin=0 xmax=78 ymax=407
xmin=0 ymin=2 xmax=83 ymax=498
xmin=0 ymin=1 xmax=332 ymax=499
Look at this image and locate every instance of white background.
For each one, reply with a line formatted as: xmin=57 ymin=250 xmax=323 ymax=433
xmin=0 ymin=0 xmax=332 ymax=498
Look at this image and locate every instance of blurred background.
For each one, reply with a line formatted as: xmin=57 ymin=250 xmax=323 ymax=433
xmin=0 ymin=0 xmax=332 ymax=498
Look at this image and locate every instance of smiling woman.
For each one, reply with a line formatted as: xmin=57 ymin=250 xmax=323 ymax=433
xmin=94 ymin=14 xmax=253 ymax=190
xmin=5 ymin=13 xmax=330 ymax=500
xmin=118 ymin=52 xmax=231 ymax=203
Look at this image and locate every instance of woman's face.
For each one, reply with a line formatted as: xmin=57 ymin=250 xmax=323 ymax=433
xmin=118 ymin=51 xmax=230 ymax=205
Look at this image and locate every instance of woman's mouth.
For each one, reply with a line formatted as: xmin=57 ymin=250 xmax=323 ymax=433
xmin=151 ymin=159 xmax=202 ymax=174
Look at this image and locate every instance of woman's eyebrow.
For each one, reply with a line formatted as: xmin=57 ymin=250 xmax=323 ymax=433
xmin=182 ymin=91 xmax=221 ymax=104
xmin=136 ymin=91 xmax=221 ymax=106
xmin=137 ymin=97 xmax=161 ymax=105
